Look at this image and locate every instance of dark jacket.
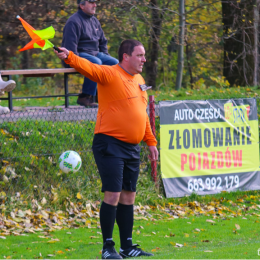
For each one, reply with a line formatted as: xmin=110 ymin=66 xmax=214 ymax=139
xmin=62 ymin=10 xmax=108 ymax=67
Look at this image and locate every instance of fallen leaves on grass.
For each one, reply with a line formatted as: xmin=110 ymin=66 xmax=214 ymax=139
xmin=170 ymin=241 xmax=184 ymax=247
xmin=235 ymin=224 xmax=240 ymax=230
xmin=0 ymin=197 xmax=101 ymax=237
xmin=0 ymin=193 xmax=260 ymax=237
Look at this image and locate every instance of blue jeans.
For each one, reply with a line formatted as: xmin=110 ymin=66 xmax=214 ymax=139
xmin=79 ymin=52 xmax=118 ymax=96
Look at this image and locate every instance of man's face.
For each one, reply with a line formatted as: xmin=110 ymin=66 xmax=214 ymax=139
xmin=80 ymin=1 xmax=97 ymax=15
xmin=127 ymin=45 xmax=146 ymax=74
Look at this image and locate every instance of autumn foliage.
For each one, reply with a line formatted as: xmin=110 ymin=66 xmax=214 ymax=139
xmin=0 ymin=0 xmax=258 ymax=89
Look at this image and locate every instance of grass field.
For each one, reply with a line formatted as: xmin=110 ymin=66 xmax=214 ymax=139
xmin=1 ymin=190 xmax=260 ymax=259
xmin=1 ymin=213 xmax=260 ymax=259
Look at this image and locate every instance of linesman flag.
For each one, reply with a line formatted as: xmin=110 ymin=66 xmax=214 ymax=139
xmin=17 ymin=15 xmax=56 ymax=52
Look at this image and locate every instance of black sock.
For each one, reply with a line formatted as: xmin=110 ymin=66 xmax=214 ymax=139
xmin=100 ymin=201 xmax=117 ymax=244
xmin=116 ymin=203 xmax=134 ymax=249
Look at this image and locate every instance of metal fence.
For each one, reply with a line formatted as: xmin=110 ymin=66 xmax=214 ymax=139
xmin=1 ymin=71 xmax=80 ymax=111
xmin=0 ymin=104 xmax=157 ymax=202
xmin=1 ymin=96 xmax=259 ymax=201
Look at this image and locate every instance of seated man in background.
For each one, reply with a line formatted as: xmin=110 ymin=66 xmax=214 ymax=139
xmin=0 ymin=74 xmax=16 ymax=114
xmin=62 ymin=0 xmax=118 ymax=107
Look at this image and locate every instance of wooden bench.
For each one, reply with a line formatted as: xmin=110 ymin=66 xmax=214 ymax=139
xmin=0 ymin=68 xmax=78 ymax=111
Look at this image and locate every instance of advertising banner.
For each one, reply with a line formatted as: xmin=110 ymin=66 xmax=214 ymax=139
xmin=160 ymin=98 xmax=260 ymax=198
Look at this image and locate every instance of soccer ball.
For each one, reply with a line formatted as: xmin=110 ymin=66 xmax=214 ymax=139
xmin=59 ymin=151 xmax=82 ymax=173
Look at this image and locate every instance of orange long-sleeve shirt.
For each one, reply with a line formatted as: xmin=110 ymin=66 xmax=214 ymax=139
xmin=65 ymin=51 xmax=157 ymax=146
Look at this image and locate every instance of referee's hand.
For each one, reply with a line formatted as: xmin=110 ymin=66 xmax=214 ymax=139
xmin=54 ymin=47 xmax=69 ymax=60
xmin=148 ymin=146 xmax=158 ymax=161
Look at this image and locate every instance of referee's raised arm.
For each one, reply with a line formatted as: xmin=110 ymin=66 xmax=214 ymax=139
xmin=54 ymin=47 xmax=115 ymax=85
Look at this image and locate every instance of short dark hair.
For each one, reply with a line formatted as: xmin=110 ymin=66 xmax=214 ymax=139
xmin=118 ymin=39 xmax=143 ymax=62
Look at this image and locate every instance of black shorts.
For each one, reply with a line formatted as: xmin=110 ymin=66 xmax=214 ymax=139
xmin=92 ymin=134 xmax=140 ymax=192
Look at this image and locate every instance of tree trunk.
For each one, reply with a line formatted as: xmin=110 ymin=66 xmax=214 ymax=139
xmin=175 ymin=0 xmax=185 ymax=90
xmin=186 ymin=40 xmax=194 ymax=88
xmin=253 ymin=0 xmax=260 ymax=86
xmin=145 ymin=0 xmax=163 ymax=90
xmin=222 ymin=0 xmax=258 ymax=86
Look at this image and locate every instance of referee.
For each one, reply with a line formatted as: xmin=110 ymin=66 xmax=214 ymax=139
xmin=55 ymin=39 xmax=158 ymax=259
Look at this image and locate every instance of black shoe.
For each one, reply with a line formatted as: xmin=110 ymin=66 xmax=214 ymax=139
xmin=102 ymin=240 xmax=123 ymax=259
xmin=119 ymin=244 xmax=154 ymax=258
xmin=77 ymin=95 xmax=98 ymax=108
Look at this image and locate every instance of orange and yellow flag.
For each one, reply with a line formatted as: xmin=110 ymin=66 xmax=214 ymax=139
xmin=17 ymin=15 xmax=55 ymax=51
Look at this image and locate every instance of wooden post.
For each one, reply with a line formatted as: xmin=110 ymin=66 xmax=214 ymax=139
xmin=149 ymin=95 xmax=157 ymax=182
